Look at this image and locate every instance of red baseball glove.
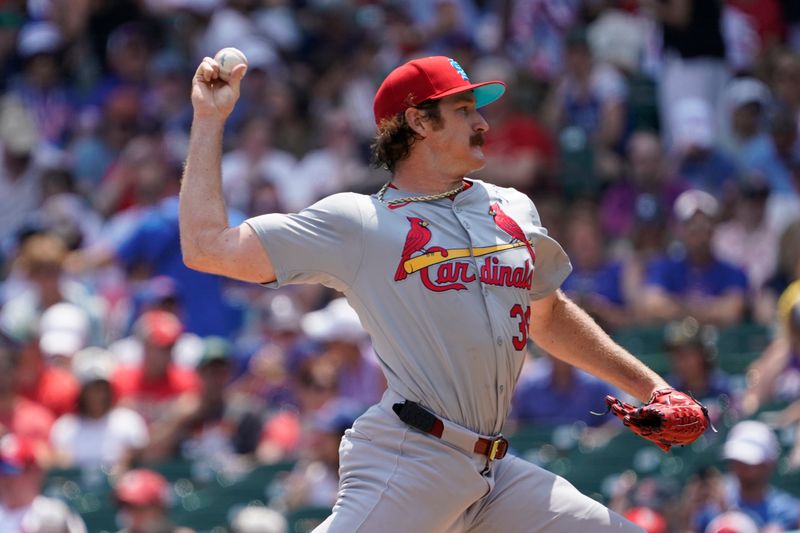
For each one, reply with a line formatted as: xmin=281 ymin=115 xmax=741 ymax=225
xmin=603 ymin=389 xmax=711 ymax=452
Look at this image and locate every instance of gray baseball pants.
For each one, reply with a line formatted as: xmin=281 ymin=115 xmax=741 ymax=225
xmin=312 ymin=390 xmax=644 ymax=533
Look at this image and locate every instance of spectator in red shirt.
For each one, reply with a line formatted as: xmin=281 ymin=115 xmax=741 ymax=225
xmin=112 ymin=468 xmax=194 ymax=533
xmin=0 ymin=336 xmax=54 ymax=446
xmin=144 ymin=337 xmax=262 ymax=464
xmin=111 ymin=310 xmax=199 ymax=425
xmin=13 ymin=334 xmax=79 ymax=419
xmin=476 ymin=58 xmax=557 ymax=194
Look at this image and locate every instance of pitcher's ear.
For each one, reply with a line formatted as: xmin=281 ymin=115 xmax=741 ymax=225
xmin=405 ymin=107 xmax=428 ymax=137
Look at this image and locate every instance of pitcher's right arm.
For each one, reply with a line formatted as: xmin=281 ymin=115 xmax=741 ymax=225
xmin=179 ymin=56 xmax=276 ymax=284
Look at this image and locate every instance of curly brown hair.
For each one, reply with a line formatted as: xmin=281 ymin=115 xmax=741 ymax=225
xmin=371 ymin=100 xmax=443 ymax=172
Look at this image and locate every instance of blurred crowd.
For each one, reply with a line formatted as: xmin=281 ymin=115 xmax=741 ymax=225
xmin=0 ymin=0 xmax=800 ymax=532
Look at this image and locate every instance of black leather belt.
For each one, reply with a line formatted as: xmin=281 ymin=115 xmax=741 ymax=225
xmin=392 ymin=400 xmax=509 ymax=460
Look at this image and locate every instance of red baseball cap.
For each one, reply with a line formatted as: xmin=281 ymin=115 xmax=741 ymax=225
xmin=373 ymin=56 xmax=505 ymax=126
xmin=135 ymin=310 xmax=182 ymax=347
xmin=623 ymin=507 xmax=667 ymax=533
xmin=115 ymin=469 xmax=169 ymax=507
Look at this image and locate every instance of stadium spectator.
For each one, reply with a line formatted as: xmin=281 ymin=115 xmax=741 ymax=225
xmin=1 ymin=233 xmax=104 ymax=346
xmin=771 ymin=50 xmax=800 ymax=124
xmin=648 ymin=0 xmax=728 ymax=146
xmin=91 ymin=131 xmax=177 ymax=228
xmin=221 ymin=115 xmax=294 ymax=215
xmin=477 ymin=58 xmax=557 ymax=193
xmin=560 ymin=202 xmax=633 ymax=331
xmin=755 ymin=221 xmax=800 ymax=325
xmin=145 ymin=336 xmax=262 ymax=465
xmin=142 ymin=51 xmax=193 ymax=146
xmin=232 ymin=299 xmax=299 ymax=412
xmin=0 ymin=433 xmax=87 ymax=533
xmin=687 ymin=420 xmax=800 ymax=531
xmin=276 ymin=400 xmax=362 ymax=512
xmin=256 ymin=355 xmax=339 ymax=465
xmin=300 ymin=298 xmax=385 ymax=409
xmin=720 ymin=77 xmax=772 ymax=157
xmin=508 ymin=0 xmax=581 ymax=80
xmin=640 ymin=189 xmax=748 ymax=326
xmin=718 ymin=78 xmax=771 ymax=165
xmin=0 ymin=337 xmax=54 ymax=445
xmin=740 ymin=107 xmax=800 ymax=234
xmin=511 ymin=350 xmax=617 ymax=428
xmin=671 ymin=98 xmax=738 ymax=201
xmin=11 ymin=21 xmax=73 ymax=148
xmin=0 ymin=94 xmax=40 ymax=248
xmin=93 ymin=22 xmax=154 ymax=111
xmin=50 ymin=347 xmax=148 ymax=472
xmin=600 ymin=130 xmax=687 ymax=243
xmin=101 ymin=188 xmax=245 ymax=338
xmin=543 ymin=27 xmax=628 ymax=189
xmin=66 ymin=92 xmax=132 ymax=199
xmin=662 ymin=317 xmax=731 ymax=422
xmin=293 ymin=110 xmax=371 ymax=211
xmin=712 ymin=175 xmax=780 ymax=292
xmin=111 ymin=310 xmax=200 ymax=425
xmin=2 ymin=308 xmax=81 ymax=420
xmin=610 ymin=474 xmax=682 ymax=533
xmin=741 ymin=292 xmax=800 ymax=417
xmin=113 ymin=468 xmax=194 ymax=533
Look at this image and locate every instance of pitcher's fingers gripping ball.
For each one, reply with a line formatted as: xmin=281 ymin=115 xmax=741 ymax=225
xmin=603 ymin=388 xmax=711 ymax=452
xmin=213 ymin=47 xmax=248 ymax=82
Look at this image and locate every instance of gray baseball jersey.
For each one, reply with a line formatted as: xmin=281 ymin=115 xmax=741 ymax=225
xmin=245 ymin=178 xmax=571 ymax=436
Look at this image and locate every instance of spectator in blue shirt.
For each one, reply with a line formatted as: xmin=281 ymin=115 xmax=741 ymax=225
xmin=561 ymin=203 xmax=632 ymax=331
xmin=740 ymin=107 xmax=799 ymax=197
xmin=671 ymin=99 xmax=738 ymax=202
xmin=662 ymin=317 xmax=731 ymax=425
xmin=115 ymin=196 xmax=245 ymax=338
xmin=640 ymin=190 xmax=748 ymax=327
xmin=688 ymin=420 xmax=800 ymax=532
xmin=511 ymin=351 xmax=617 ymax=428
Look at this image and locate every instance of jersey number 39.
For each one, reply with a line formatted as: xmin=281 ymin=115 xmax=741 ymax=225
xmin=509 ymin=304 xmax=531 ymax=351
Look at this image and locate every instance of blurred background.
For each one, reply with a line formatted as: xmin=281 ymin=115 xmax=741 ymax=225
xmin=0 ymin=0 xmax=799 ymax=532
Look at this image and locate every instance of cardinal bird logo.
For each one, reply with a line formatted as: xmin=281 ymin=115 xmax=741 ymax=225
xmin=488 ymin=203 xmax=536 ymax=265
xmin=394 ymin=217 xmax=433 ymax=281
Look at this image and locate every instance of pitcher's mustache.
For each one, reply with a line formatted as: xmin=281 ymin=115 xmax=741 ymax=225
xmin=470 ymin=132 xmax=484 ymax=146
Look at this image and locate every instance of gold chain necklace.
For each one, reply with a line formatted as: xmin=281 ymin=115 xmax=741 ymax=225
xmin=376 ymin=181 xmax=467 ymax=206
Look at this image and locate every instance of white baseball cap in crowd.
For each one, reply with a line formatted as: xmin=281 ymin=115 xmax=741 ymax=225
xmin=231 ymin=505 xmax=288 ymax=533
xmin=301 ymin=298 xmax=367 ymax=344
xmin=21 ymin=496 xmax=83 ymax=533
xmin=704 ymin=510 xmax=759 ymax=533
xmin=722 ymin=420 xmax=780 ymax=465
xmin=673 ymin=189 xmax=719 ymax=222
xmin=17 ymin=21 xmax=62 ymax=58
xmin=724 ymin=77 xmax=771 ymax=110
xmin=71 ymin=347 xmax=116 ymax=386
xmin=39 ymin=303 xmax=90 ymax=359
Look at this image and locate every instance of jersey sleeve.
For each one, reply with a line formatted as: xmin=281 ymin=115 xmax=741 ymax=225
xmin=525 ymin=197 xmax=573 ymax=300
xmin=244 ymin=193 xmax=365 ymax=291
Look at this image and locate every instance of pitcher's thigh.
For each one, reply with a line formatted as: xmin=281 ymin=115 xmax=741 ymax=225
xmin=314 ymin=423 xmax=488 ymax=533
xmin=465 ymin=456 xmax=644 ymax=533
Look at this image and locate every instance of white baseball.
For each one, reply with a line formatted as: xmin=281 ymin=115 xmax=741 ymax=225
xmin=214 ymin=47 xmax=248 ymax=82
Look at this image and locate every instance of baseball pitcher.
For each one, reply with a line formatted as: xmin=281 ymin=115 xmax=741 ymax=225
xmin=179 ymin=54 xmax=707 ymax=532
